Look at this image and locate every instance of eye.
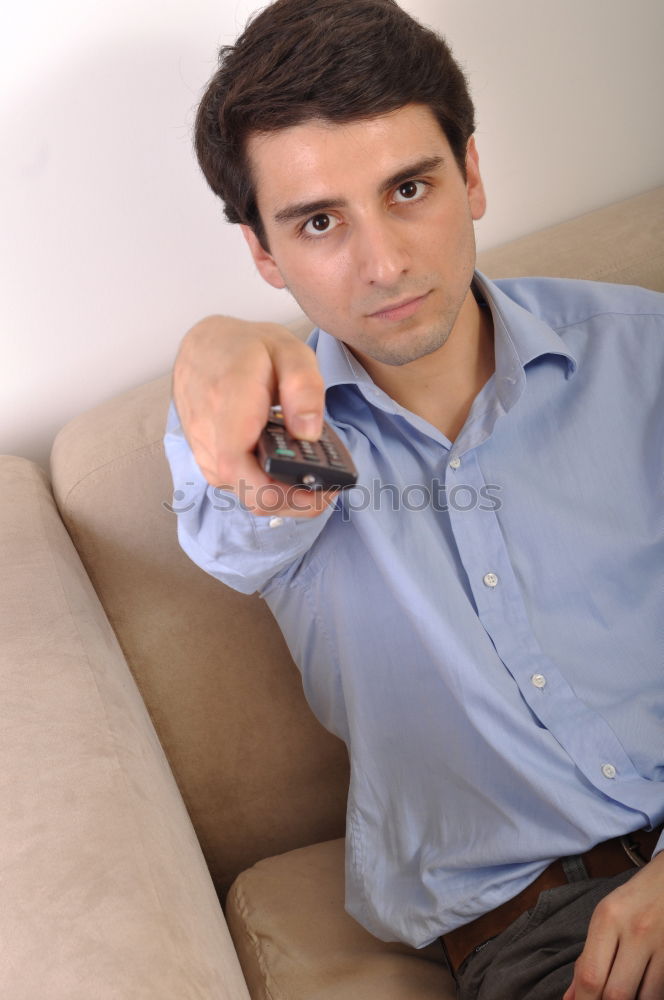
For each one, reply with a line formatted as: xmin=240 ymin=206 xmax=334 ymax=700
xmin=393 ymin=180 xmax=428 ymax=203
xmin=301 ymin=213 xmax=340 ymax=238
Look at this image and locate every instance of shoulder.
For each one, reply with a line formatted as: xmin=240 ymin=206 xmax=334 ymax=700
xmin=492 ymin=275 xmax=664 ymax=333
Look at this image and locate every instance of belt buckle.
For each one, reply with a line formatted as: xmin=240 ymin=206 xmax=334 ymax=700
xmin=619 ymin=835 xmax=647 ymax=868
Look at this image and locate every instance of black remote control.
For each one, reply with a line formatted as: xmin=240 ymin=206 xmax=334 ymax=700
xmin=257 ymin=405 xmax=357 ymax=490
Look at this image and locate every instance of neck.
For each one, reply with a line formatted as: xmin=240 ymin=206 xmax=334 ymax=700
xmin=354 ymin=287 xmax=495 ymax=441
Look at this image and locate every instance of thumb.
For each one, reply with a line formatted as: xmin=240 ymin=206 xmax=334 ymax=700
xmin=269 ymin=336 xmax=326 ymax=440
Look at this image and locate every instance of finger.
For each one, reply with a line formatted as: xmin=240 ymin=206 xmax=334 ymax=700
xmin=268 ymin=338 xmax=326 ymax=440
xmin=187 ymin=373 xmax=275 ymax=487
xmin=640 ymin=953 xmax=664 ymax=999
xmin=192 ymin=432 xmax=272 ymax=491
xmin=569 ymin=918 xmax=618 ymax=999
xmin=177 ymin=391 xmax=271 ymax=487
xmin=601 ymin=938 xmax=653 ymax=1000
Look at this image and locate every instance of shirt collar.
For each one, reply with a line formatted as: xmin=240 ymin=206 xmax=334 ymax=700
xmin=308 ymin=270 xmax=578 ymax=411
xmin=473 ymin=270 xmax=578 ymax=413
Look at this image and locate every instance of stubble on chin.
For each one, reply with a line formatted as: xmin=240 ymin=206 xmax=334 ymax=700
xmin=349 ymin=309 xmax=459 ymax=368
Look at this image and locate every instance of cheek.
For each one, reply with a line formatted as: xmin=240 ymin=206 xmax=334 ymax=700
xmin=288 ymin=257 xmax=351 ymax=307
xmin=431 ymin=209 xmax=476 ymax=269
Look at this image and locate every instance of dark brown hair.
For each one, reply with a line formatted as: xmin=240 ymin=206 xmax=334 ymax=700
xmin=194 ymin=0 xmax=476 ymax=249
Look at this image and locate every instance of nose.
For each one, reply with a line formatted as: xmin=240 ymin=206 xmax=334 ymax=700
xmin=353 ymin=216 xmax=410 ymax=287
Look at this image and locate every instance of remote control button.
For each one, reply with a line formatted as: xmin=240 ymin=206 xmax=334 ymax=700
xmin=275 ymin=448 xmax=296 ymax=457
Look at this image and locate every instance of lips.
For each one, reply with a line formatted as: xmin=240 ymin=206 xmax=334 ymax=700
xmin=366 ymin=291 xmax=431 ymax=322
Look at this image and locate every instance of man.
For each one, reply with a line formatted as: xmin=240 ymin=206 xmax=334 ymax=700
xmin=164 ymin=1 xmax=664 ymax=997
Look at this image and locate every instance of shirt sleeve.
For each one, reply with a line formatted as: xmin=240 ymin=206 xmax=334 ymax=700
xmin=163 ymin=401 xmax=336 ymax=595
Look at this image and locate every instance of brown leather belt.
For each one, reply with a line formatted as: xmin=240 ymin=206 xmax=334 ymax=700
xmin=440 ymin=825 xmax=663 ymax=975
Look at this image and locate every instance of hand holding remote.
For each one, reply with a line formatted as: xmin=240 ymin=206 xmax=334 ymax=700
xmin=172 ymin=315 xmax=340 ymax=517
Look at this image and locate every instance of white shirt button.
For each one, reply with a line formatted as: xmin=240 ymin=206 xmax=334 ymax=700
xmin=601 ymin=763 xmax=617 ymax=779
xmin=268 ymin=517 xmax=284 ymax=528
xmin=483 ymin=572 xmax=498 ymax=588
xmin=531 ymin=673 xmax=547 ymax=689
xmin=449 ymin=457 xmax=461 ymax=469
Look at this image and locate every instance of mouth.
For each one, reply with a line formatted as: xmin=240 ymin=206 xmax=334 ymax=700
xmin=366 ymin=291 xmax=431 ymax=322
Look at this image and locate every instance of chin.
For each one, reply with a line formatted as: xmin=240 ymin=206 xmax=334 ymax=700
xmin=360 ymin=326 xmax=453 ymax=368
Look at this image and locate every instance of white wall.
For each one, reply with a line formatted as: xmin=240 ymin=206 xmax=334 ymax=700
xmin=2 ymin=0 xmax=663 ymax=467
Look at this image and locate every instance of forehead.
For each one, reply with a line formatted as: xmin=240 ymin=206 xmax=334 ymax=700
xmin=246 ymin=103 xmax=452 ymax=215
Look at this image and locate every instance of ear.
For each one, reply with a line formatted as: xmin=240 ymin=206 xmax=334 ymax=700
xmin=240 ymin=225 xmax=287 ymax=290
xmin=465 ymin=136 xmax=487 ymax=222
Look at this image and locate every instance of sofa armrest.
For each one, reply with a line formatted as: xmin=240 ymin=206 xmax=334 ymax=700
xmin=0 ymin=456 xmax=250 ymax=1000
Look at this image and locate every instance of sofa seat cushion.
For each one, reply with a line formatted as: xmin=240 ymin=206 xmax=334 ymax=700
xmin=225 ymin=838 xmax=455 ymax=1000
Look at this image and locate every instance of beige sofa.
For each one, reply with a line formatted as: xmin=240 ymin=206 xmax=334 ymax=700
xmin=2 ymin=187 xmax=662 ymax=1000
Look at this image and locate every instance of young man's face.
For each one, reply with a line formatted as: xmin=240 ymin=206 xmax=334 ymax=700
xmin=241 ymin=103 xmax=486 ymax=370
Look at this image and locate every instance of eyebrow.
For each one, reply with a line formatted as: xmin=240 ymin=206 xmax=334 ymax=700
xmin=272 ymin=154 xmax=446 ymax=226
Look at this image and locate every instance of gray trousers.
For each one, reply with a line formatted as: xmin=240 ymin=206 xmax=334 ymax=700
xmin=454 ymin=863 xmax=638 ymax=1000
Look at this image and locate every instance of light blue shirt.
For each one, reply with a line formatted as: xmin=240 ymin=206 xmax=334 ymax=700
xmin=164 ymin=272 xmax=664 ymax=949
